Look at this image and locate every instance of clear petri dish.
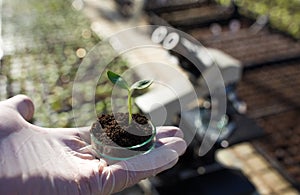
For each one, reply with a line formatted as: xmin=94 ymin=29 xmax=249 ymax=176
xmin=91 ymin=121 xmax=156 ymax=161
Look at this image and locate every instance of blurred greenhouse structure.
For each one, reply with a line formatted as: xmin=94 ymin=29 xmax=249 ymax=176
xmin=1 ymin=0 xmax=129 ymax=127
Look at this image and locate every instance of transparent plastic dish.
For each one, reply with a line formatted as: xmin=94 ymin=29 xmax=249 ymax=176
xmin=91 ymin=122 xmax=156 ymax=161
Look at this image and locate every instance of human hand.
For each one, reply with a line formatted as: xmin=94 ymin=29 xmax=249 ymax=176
xmin=0 ymin=95 xmax=186 ymax=195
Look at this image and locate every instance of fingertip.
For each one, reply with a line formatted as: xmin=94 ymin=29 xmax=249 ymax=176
xmin=15 ymin=94 xmax=35 ymax=121
xmin=156 ymin=126 xmax=184 ymax=139
xmin=157 ymin=137 xmax=187 ymax=156
xmin=159 ymin=148 xmax=179 ymax=169
xmin=5 ymin=94 xmax=35 ymax=121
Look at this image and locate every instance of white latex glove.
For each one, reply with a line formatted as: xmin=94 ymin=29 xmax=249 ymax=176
xmin=0 ymin=95 xmax=186 ymax=195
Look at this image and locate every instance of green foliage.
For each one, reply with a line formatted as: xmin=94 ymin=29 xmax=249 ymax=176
xmin=107 ymin=71 xmax=130 ymax=90
xmin=130 ymin=80 xmax=154 ymax=91
xmin=215 ymin=0 xmax=300 ymax=39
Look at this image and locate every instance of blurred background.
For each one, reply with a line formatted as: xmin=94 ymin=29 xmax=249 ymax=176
xmin=1 ymin=0 xmax=300 ymax=194
xmin=0 ymin=0 xmax=131 ymax=127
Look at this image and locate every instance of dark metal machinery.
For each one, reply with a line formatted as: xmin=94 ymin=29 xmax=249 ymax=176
xmin=139 ymin=25 xmax=263 ymax=195
xmin=113 ymin=0 xmax=265 ymax=194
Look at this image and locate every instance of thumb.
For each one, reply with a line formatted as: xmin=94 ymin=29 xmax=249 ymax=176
xmin=4 ymin=94 xmax=35 ymax=121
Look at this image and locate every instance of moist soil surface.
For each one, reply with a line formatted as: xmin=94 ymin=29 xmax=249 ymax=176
xmin=91 ymin=112 xmax=153 ymax=147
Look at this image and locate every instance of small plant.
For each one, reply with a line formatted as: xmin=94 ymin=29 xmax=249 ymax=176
xmin=107 ymin=70 xmax=153 ymax=124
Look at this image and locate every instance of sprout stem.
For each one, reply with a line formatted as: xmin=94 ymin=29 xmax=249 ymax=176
xmin=128 ymin=90 xmax=132 ymax=124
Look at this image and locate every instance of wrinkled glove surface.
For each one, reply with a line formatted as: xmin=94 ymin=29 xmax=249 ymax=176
xmin=0 ymin=95 xmax=186 ymax=195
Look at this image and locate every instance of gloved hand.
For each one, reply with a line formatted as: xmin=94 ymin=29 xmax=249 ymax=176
xmin=0 ymin=95 xmax=186 ymax=195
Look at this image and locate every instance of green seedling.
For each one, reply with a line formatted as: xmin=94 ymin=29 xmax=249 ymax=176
xmin=107 ymin=70 xmax=153 ymax=124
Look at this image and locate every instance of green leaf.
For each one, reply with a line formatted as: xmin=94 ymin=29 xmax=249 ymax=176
xmin=107 ymin=70 xmax=129 ymax=90
xmin=130 ymin=79 xmax=153 ymax=91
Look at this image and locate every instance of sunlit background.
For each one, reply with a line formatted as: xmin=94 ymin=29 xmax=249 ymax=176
xmin=0 ymin=0 xmax=129 ymax=127
xmin=217 ymin=0 xmax=300 ymax=39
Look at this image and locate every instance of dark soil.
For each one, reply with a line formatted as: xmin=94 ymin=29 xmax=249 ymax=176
xmin=90 ymin=112 xmax=153 ymax=148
